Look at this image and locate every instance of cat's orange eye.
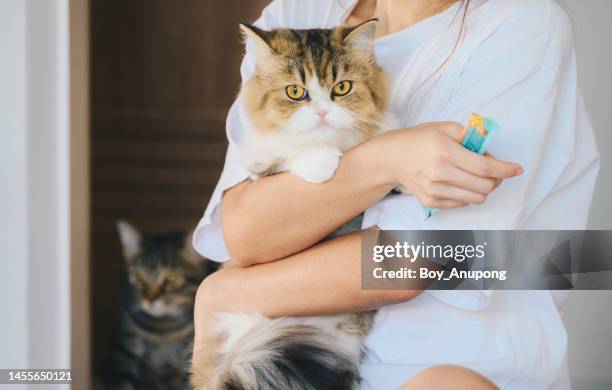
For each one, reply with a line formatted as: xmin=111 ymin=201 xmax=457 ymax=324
xmin=166 ymin=273 xmax=179 ymax=285
xmin=133 ymin=272 xmax=144 ymax=284
xmin=332 ymin=80 xmax=353 ymax=97
xmin=286 ymin=85 xmax=307 ymax=101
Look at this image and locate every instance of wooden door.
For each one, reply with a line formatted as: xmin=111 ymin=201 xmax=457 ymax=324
xmin=90 ymin=0 xmax=269 ymax=379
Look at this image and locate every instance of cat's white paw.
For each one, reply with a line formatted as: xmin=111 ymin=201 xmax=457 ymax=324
xmin=287 ymin=147 xmax=342 ymax=183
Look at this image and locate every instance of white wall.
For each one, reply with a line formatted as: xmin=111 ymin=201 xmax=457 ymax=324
xmin=564 ymin=291 xmax=612 ymax=390
xmin=563 ymin=3 xmax=612 ymax=389
xmin=0 ymin=0 xmax=82 ymax=389
xmin=25 ymin=0 xmax=71 ymax=374
xmin=567 ymin=0 xmax=612 ymax=230
xmin=0 ymin=0 xmax=30 ymax=372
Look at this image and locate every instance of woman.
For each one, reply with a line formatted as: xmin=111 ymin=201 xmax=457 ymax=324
xmin=193 ymin=0 xmax=599 ymax=388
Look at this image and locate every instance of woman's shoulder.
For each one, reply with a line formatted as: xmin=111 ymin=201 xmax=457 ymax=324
xmin=480 ymin=0 xmax=572 ymax=37
xmin=254 ymin=0 xmax=345 ymax=30
xmin=469 ymin=0 xmax=574 ymax=61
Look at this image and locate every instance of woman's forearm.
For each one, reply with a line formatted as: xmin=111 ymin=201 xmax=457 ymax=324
xmin=222 ymin=123 xmax=522 ymax=267
xmin=197 ymin=231 xmax=418 ymax=326
xmin=222 ymin=140 xmax=394 ymax=266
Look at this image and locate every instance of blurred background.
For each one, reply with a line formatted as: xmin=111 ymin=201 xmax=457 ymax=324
xmin=0 ymin=0 xmax=610 ymax=389
xmin=89 ymin=0 xmax=268 ymax=384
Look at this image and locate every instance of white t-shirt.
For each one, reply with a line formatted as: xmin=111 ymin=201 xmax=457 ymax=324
xmin=193 ymin=0 xmax=600 ymax=389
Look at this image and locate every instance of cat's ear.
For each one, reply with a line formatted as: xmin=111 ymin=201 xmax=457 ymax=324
xmin=343 ymin=18 xmax=378 ymax=51
xmin=239 ymin=23 xmax=275 ymax=59
xmin=117 ymin=220 xmax=141 ymax=261
xmin=181 ymin=228 xmax=202 ymax=265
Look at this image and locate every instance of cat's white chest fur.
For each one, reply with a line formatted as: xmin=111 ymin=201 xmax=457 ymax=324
xmin=239 ymin=121 xmax=361 ymax=183
xmin=239 ymin=112 xmax=398 ymax=184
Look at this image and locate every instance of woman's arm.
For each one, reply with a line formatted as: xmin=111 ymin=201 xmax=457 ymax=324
xmin=194 ymin=230 xmax=418 ymax=343
xmin=223 ymin=122 xmax=523 ymax=266
xmin=223 ymin=138 xmax=393 ymax=266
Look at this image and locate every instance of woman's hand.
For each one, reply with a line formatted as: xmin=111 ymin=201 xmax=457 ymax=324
xmin=369 ymin=122 xmax=523 ymax=209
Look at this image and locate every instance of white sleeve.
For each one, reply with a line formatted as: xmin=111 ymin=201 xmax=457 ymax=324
xmin=371 ymin=0 xmax=599 ymax=232
xmin=367 ymin=0 xmax=599 ymax=309
xmin=430 ymin=0 xmax=599 ymax=230
xmin=192 ymin=1 xmax=287 ymax=262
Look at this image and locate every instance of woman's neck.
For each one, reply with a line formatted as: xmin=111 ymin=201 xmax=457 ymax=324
xmin=347 ymin=0 xmax=456 ymax=37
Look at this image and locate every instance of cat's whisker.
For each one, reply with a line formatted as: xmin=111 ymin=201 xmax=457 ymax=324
xmin=348 ymin=124 xmax=379 ymax=137
xmin=351 ymin=115 xmax=395 ymax=131
xmin=356 ymin=118 xmax=393 ymax=131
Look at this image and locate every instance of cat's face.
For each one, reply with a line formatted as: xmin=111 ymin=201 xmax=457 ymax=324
xmin=117 ymin=221 xmax=206 ymax=317
xmin=241 ymin=20 xmax=389 ymax=138
xmin=127 ymin=258 xmax=192 ymax=317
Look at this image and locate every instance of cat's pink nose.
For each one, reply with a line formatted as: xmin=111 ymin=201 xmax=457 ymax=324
xmin=317 ymin=111 xmax=327 ymax=119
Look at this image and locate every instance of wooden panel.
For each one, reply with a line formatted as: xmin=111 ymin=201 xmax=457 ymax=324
xmin=90 ymin=0 xmax=269 ymax=379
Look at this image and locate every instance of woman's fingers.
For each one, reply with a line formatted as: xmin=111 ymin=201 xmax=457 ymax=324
xmin=449 ymin=146 xmax=523 ymax=179
xmin=421 ymin=197 xmax=467 ymax=210
xmin=424 ymin=183 xmax=486 ymax=205
xmin=430 ymin=165 xmax=498 ymax=195
xmin=480 ymin=152 xmax=504 ymax=189
xmin=434 ymin=121 xmax=465 ymax=138
xmin=430 ymin=126 xmax=523 ymax=180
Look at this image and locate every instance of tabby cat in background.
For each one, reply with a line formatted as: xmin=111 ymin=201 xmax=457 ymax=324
xmin=105 ymin=221 xmax=214 ymax=390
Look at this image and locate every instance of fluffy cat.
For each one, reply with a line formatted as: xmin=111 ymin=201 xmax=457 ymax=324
xmin=105 ymin=221 xmax=214 ymax=390
xmin=191 ymin=20 xmax=392 ymax=390
xmin=239 ymin=19 xmax=395 ymax=183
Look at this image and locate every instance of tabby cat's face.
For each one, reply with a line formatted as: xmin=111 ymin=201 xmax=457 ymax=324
xmin=241 ymin=20 xmax=389 ymax=138
xmin=127 ymin=254 xmax=194 ymax=317
xmin=117 ymin=221 xmax=205 ymax=318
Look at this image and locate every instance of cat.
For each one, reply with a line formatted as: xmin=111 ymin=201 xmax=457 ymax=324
xmin=238 ymin=19 xmax=395 ymax=183
xmin=105 ymin=221 xmax=214 ymax=390
xmin=190 ymin=19 xmax=393 ymax=390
